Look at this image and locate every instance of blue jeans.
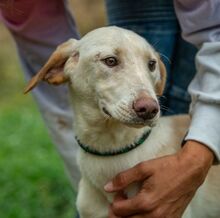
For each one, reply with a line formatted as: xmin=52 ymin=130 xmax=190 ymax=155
xmin=106 ymin=0 xmax=197 ymax=115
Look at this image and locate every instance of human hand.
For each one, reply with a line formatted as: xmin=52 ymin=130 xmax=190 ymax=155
xmin=105 ymin=140 xmax=214 ymax=218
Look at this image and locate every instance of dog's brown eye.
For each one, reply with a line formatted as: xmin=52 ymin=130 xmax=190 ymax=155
xmin=103 ymin=57 xmax=118 ymax=67
xmin=148 ymin=59 xmax=157 ymax=72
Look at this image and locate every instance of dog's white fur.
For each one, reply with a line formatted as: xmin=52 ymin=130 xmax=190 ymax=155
xmin=26 ymin=27 xmax=220 ymax=218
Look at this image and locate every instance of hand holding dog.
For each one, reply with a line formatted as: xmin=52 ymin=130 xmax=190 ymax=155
xmin=105 ymin=140 xmax=214 ymax=218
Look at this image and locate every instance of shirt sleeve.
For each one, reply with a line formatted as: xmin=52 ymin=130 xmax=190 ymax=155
xmin=174 ymin=0 xmax=220 ymax=162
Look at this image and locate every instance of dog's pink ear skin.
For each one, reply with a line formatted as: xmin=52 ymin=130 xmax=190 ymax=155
xmin=24 ymin=38 xmax=78 ymax=94
xmin=155 ymin=59 xmax=167 ymax=96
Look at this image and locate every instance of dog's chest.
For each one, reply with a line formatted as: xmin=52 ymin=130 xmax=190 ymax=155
xmin=77 ymin=138 xmax=168 ymax=198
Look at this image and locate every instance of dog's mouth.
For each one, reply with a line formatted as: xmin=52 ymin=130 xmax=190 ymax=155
xmin=122 ymin=118 xmax=158 ymax=128
xmin=102 ymin=107 xmax=112 ymax=117
xmin=101 ymin=106 xmax=159 ymax=128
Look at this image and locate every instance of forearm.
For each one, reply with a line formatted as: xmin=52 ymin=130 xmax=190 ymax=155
xmin=174 ymin=0 xmax=220 ymax=162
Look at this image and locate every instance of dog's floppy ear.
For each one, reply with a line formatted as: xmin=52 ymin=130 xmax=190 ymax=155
xmin=155 ymin=58 xmax=167 ymax=96
xmin=24 ymin=38 xmax=78 ymax=94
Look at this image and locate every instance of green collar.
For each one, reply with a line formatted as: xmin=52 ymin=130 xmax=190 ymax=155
xmin=75 ymin=129 xmax=151 ymax=157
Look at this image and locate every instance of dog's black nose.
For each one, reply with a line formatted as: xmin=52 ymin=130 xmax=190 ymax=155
xmin=133 ymin=96 xmax=159 ymax=120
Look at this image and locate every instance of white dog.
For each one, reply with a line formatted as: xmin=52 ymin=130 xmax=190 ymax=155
xmin=25 ymin=26 xmax=220 ymax=218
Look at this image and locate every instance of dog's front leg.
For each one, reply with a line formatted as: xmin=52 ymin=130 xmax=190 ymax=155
xmin=77 ymin=178 xmax=109 ymax=218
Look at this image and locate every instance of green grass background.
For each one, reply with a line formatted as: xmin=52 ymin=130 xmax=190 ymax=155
xmin=0 ymin=103 xmax=76 ymax=218
xmin=0 ymin=1 xmax=106 ymax=217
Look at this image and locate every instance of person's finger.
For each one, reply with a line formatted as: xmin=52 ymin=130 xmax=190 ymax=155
xmin=125 ymin=212 xmax=166 ymax=218
xmin=104 ymin=162 xmax=153 ymax=192
xmin=108 ymin=192 xmax=127 ymax=218
xmin=125 ymin=214 xmax=149 ymax=218
xmin=108 ymin=205 xmax=121 ymax=218
xmin=114 ymin=191 xmax=127 ymax=202
xmin=111 ymin=192 xmax=154 ymax=217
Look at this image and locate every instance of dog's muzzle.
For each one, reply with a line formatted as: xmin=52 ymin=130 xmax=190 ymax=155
xmin=133 ymin=96 xmax=159 ymax=120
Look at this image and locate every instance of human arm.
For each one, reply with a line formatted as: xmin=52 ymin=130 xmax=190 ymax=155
xmin=105 ymin=140 xmax=213 ymax=218
xmin=174 ymin=0 xmax=220 ymax=163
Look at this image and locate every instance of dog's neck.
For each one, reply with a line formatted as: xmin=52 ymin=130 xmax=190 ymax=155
xmin=72 ymin=99 xmax=151 ymax=153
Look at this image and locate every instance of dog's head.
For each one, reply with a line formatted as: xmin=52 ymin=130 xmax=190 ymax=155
xmin=25 ymin=27 xmax=166 ymax=128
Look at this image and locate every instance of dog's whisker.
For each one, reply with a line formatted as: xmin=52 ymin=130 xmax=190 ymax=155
xmin=118 ymin=105 xmax=132 ymax=114
xmin=160 ymin=107 xmax=169 ymax=112
xmin=114 ymin=109 xmax=133 ymax=120
xmin=158 ymin=52 xmax=171 ymax=64
xmin=158 ymin=95 xmax=167 ymax=100
xmin=160 ymin=105 xmax=174 ymax=114
xmin=152 ymin=40 xmax=161 ymax=48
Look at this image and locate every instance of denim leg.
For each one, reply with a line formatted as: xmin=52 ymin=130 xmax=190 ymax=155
xmin=105 ymin=0 xmax=197 ymax=115
xmin=166 ymin=37 xmax=197 ymax=115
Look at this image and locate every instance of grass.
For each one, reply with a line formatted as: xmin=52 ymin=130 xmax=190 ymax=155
xmin=0 ymin=101 xmax=77 ymax=218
